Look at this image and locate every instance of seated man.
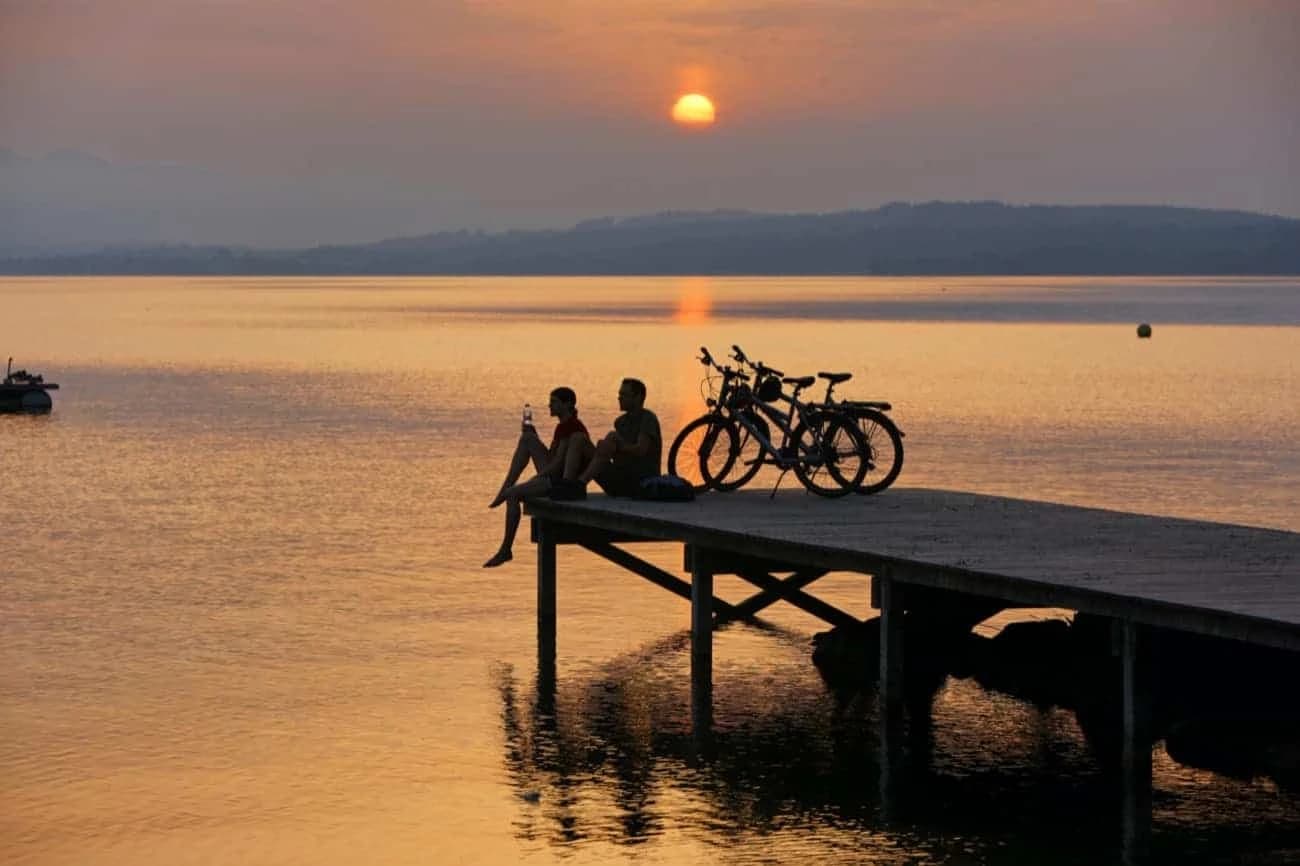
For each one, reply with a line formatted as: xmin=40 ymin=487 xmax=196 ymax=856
xmin=576 ymin=377 xmax=661 ymax=496
xmin=484 ymin=387 xmax=590 ymax=568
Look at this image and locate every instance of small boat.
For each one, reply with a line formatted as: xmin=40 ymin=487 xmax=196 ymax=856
xmin=1 ymin=357 xmax=60 ymax=412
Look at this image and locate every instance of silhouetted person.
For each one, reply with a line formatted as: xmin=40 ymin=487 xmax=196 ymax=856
xmin=576 ymin=378 xmax=661 ymax=496
xmin=484 ymin=387 xmax=590 ymax=568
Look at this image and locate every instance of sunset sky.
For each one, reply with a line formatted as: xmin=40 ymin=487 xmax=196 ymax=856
xmin=2 ymin=0 xmax=1297 ymax=249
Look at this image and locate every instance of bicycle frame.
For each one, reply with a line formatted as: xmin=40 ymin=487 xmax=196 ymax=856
xmin=723 ymin=361 xmax=834 ymax=469
xmin=684 ymin=349 xmax=800 ymax=474
xmin=739 ymin=348 xmax=905 ymax=495
xmin=727 ymin=397 xmax=803 ymax=468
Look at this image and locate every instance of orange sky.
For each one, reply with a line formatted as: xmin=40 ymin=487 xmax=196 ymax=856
xmin=1 ymin=0 xmax=1297 ymax=247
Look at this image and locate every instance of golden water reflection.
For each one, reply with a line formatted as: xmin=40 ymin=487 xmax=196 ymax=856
xmin=2 ymin=276 xmax=1298 ymax=865
xmin=671 ymin=277 xmax=714 ymax=326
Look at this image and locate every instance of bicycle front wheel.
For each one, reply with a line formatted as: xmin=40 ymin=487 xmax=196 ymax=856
xmin=850 ymin=409 xmax=904 ymax=494
xmin=713 ymin=410 xmax=768 ymax=492
xmin=792 ymin=414 xmax=867 ymax=498
xmin=667 ymin=416 xmax=738 ymax=492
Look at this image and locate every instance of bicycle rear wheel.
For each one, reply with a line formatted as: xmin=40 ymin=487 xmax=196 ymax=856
xmin=792 ymin=414 xmax=867 ymax=497
xmin=850 ymin=409 xmax=904 ymax=494
xmin=667 ymin=415 xmax=738 ymax=492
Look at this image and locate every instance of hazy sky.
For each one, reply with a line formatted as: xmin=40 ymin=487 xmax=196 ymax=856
xmin=2 ymin=0 xmax=1297 ymax=249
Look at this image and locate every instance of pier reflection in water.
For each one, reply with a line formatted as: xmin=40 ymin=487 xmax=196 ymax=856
xmin=497 ymin=618 xmax=1300 ymax=865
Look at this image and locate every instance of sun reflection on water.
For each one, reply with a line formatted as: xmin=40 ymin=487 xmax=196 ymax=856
xmin=671 ymin=277 xmax=714 ymax=326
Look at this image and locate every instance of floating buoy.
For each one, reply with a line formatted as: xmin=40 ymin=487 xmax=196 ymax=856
xmin=1137 ymin=323 xmax=1152 ymax=338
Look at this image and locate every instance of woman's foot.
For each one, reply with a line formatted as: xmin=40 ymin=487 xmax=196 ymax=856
xmin=488 ymin=488 xmax=509 ymax=509
xmin=483 ymin=550 xmax=513 ymax=568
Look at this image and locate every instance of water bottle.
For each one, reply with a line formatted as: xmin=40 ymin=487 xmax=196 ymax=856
xmin=522 ymin=403 xmax=534 ymax=430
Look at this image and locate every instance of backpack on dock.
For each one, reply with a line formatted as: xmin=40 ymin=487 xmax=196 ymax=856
xmin=637 ymin=474 xmax=696 ymax=502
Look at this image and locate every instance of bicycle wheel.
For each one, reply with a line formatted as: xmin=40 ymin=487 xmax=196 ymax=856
xmin=667 ymin=415 xmax=738 ymax=492
xmin=792 ymin=414 xmax=867 ymax=498
xmin=713 ymin=410 xmax=768 ymax=492
xmin=851 ymin=409 xmax=904 ymax=494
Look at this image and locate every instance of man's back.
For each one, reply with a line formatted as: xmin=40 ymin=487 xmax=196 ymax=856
xmin=613 ymin=407 xmax=661 ymax=480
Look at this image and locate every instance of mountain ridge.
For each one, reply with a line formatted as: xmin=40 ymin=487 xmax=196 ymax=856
xmin=4 ymin=201 xmax=1298 ymax=275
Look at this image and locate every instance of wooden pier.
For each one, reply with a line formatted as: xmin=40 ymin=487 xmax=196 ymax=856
xmin=525 ymin=487 xmax=1300 ymax=860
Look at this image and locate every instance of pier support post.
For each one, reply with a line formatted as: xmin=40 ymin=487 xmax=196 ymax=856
xmin=691 ymin=550 xmax=714 ymax=736
xmin=878 ymin=571 xmax=905 ymax=723
xmin=1119 ymin=620 xmax=1152 ymax=864
xmin=877 ymin=570 xmax=906 ymax=815
xmin=536 ymin=519 xmax=557 ymax=686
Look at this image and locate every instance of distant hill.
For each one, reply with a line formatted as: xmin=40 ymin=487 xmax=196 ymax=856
xmin=3 ymin=202 xmax=1298 ymax=275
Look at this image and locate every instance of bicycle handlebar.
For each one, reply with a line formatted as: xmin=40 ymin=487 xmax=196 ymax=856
xmin=698 ymin=346 xmax=748 ymax=380
xmin=731 ymin=345 xmax=785 ymax=379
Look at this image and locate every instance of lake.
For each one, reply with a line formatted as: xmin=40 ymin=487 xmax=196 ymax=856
xmin=3 ymin=276 xmax=1299 ymax=865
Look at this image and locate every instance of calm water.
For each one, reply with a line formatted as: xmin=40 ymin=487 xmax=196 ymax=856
xmin=3 ymin=276 xmax=1299 ymax=865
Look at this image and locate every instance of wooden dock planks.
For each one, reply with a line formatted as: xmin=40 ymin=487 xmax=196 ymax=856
xmin=526 ymin=487 xmax=1300 ymax=651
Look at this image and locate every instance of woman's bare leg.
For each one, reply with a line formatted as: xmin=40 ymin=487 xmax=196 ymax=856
xmin=491 ymin=431 xmax=548 ymax=508
xmin=484 ymin=475 xmax=552 ymax=567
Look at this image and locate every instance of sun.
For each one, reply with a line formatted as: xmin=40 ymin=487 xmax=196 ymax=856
xmin=671 ymin=93 xmax=716 ymax=127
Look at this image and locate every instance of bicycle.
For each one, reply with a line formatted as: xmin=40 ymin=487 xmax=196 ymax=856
xmin=668 ymin=346 xmax=868 ymax=498
xmin=689 ymin=346 xmax=906 ymax=496
xmin=724 ymin=344 xmax=872 ymax=497
xmin=718 ymin=346 xmax=905 ymax=495
xmin=814 ymin=371 xmax=905 ymax=494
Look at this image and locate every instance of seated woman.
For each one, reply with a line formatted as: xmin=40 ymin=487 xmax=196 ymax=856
xmin=484 ymin=387 xmax=589 ymax=568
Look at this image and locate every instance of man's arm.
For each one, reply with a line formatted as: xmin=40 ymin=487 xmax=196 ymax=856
xmin=604 ymin=429 xmax=651 ymax=457
xmin=615 ymin=432 xmax=655 ymax=458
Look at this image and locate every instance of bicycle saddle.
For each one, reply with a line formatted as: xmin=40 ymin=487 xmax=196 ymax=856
xmin=818 ymin=371 xmax=853 ymax=384
xmin=783 ymin=375 xmax=816 ymax=389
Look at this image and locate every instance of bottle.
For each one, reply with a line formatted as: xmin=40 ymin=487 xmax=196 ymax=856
xmin=522 ymin=403 xmax=534 ymax=430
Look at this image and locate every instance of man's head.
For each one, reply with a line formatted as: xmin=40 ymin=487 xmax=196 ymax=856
xmin=617 ymin=378 xmax=646 ymax=412
xmin=548 ymin=386 xmax=577 ymax=418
